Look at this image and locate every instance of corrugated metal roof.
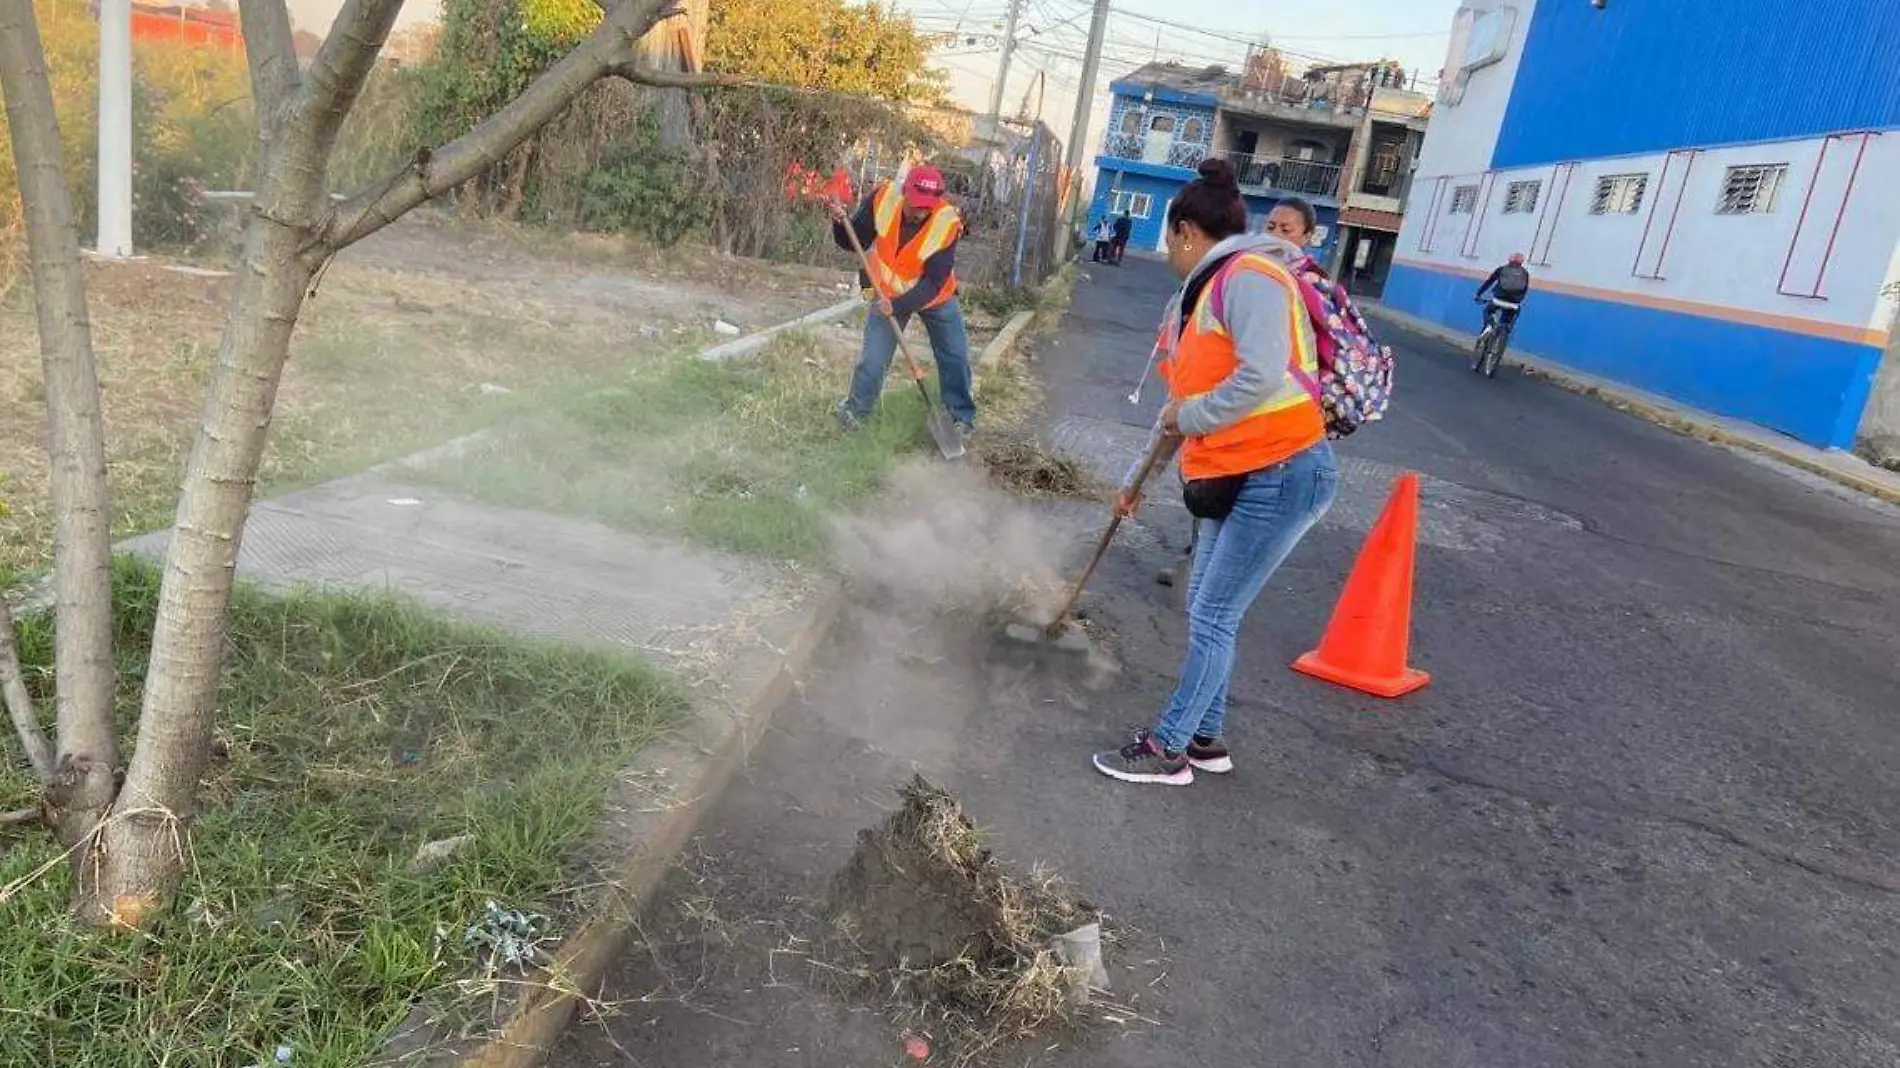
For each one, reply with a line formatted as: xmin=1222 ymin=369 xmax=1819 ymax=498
xmin=1493 ymin=0 xmax=1900 ymax=169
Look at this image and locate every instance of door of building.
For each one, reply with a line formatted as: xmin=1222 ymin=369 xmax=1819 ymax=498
xmin=1142 ymin=115 xmax=1176 ymax=165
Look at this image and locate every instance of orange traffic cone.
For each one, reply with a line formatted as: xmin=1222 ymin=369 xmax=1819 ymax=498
xmin=1293 ymin=471 xmax=1431 ymax=698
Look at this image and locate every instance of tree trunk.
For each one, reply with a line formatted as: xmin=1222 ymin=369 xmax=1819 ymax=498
xmin=0 ymin=0 xmax=123 ymax=852
xmin=83 ymin=143 xmax=327 ymax=930
xmin=8 ymin=0 xmax=682 ymax=926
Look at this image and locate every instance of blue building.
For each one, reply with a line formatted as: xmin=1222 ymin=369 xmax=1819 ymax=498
xmin=1086 ymin=61 xmax=1379 ymax=267
xmin=1390 ymin=0 xmax=1900 ymax=453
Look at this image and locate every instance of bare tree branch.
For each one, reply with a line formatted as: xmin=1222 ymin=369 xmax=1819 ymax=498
xmin=237 ymin=0 xmax=301 ymax=142
xmin=299 ymin=0 xmax=406 ymax=150
xmin=0 ymin=0 xmax=120 ymax=795
xmin=322 ymin=0 xmax=676 ymax=250
xmin=605 ymin=64 xmax=744 ymax=90
xmin=0 ymin=599 xmax=54 ymax=782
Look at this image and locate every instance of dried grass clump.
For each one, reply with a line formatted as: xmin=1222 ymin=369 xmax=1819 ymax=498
xmin=976 ymin=432 xmax=1103 ymax=500
xmin=826 ymin=777 xmax=1099 ymax=1061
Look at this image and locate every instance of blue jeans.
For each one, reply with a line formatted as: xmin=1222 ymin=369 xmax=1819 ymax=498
xmin=843 ymin=298 xmax=977 ymax=426
xmin=1151 ymin=443 xmax=1340 ymax=752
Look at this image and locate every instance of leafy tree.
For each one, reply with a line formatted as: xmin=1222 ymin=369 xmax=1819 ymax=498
xmin=706 ymin=0 xmax=940 ymax=102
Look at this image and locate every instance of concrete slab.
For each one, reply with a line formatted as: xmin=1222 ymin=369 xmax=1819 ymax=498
xmin=118 ymin=472 xmax=780 ymax=667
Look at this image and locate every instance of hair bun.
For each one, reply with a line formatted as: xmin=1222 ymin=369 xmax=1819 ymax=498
xmin=1196 ymin=158 xmax=1239 ymax=190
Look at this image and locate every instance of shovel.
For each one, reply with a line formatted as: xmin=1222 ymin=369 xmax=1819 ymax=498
xmin=830 ymin=201 xmax=965 ymax=461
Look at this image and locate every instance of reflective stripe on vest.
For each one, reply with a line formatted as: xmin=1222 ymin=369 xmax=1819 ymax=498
xmin=868 ymin=181 xmax=961 ymax=309
xmin=1164 ymin=252 xmax=1326 ymax=479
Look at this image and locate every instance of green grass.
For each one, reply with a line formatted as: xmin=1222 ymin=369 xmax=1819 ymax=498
xmin=410 ymin=328 xmax=936 ymax=564
xmin=0 ymin=559 xmax=686 ymax=1067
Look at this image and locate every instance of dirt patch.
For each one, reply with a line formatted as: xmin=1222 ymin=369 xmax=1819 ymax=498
xmin=0 ymin=215 xmax=855 ymax=575
xmin=827 ymin=778 xmax=1096 ymax=1025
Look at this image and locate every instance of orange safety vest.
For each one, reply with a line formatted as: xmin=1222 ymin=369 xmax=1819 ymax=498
xmin=1163 ymin=253 xmax=1326 ymax=480
xmin=867 ymin=180 xmax=961 ymax=310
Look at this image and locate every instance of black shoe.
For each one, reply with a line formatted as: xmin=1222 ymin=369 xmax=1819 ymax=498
xmin=1186 ymin=734 xmax=1233 ymax=775
xmin=1093 ymin=730 xmax=1193 ymax=786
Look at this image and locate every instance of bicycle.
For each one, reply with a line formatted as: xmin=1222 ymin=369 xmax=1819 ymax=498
xmin=1470 ymin=297 xmax=1520 ymax=378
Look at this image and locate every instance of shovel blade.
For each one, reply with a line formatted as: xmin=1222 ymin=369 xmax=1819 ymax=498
xmin=924 ymin=403 xmax=966 ymax=460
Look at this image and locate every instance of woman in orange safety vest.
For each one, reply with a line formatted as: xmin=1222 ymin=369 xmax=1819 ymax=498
xmin=1092 ymin=158 xmax=1341 ymax=787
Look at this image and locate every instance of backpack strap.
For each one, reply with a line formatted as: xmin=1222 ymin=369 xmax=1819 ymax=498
xmin=1178 ymin=251 xmax=1245 ymax=334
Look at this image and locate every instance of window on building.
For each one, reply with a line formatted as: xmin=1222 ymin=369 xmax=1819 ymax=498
xmin=1110 ymin=190 xmax=1155 ymax=218
xmin=1117 ymin=109 xmax=1142 ymax=136
xmin=1181 ymin=117 xmax=1206 ymax=143
xmin=1717 ymin=164 xmax=1788 ymax=215
xmin=1503 ymin=180 xmax=1541 ymax=214
xmin=1449 ymin=185 xmax=1479 ymax=214
xmin=1590 ymin=173 xmax=1648 ymax=215
xmin=1289 ymin=138 xmax=1326 ymax=162
xmin=1149 ymin=114 xmax=1176 ymax=134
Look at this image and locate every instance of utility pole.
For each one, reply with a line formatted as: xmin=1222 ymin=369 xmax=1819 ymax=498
xmin=1063 ymin=0 xmax=1111 ymax=184
xmin=96 ymin=0 xmax=134 ymax=258
xmin=987 ymin=0 xmax=1023 ymax=122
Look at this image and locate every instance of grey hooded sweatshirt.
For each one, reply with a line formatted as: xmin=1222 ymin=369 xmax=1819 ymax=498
xmin=1124 ymin=232 xmax=1317 ymax=491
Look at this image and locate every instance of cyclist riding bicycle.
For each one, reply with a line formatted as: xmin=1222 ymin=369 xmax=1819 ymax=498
xmin=1476 ymin=252 xmax=1532 ymax=329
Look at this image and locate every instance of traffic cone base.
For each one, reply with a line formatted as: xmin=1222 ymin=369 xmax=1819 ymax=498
xmin=1293 ymin=470 xmax=1430 ymax=699
xmin=1292 ymin=650 xmax=1430 ymax=699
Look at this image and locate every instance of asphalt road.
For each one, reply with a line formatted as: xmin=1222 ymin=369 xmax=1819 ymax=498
xmin=557 ymin=256 xmax=1900 ymax=1068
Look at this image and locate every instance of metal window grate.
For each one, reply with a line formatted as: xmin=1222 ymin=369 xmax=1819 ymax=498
xmin=1110 ymin=190 xmax=1154 ymax=219
xmin=1590 ymin=173 xmax=1648 ymax=215
xmin=1449 ymin=185 xmax=1479 ymax=214
xmin=1503 ymin=180 xmax=1541 ymax=214
xmin=1716 ymin=164 xmax=1787 ymax=215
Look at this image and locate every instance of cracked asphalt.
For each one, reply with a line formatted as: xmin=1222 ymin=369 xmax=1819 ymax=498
xmin=556 ymin=256 xmax=1900 ymax=1068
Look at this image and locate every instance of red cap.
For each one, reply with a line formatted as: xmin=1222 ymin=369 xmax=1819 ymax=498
xmin=903 ymin=166 xmax=947 ymax=209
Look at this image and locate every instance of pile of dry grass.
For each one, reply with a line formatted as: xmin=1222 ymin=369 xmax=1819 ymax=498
xmin=976 ymin=432 xmax=1103 ymax=499
xmin=825 ymin=777 xmax=1100 ymax=1061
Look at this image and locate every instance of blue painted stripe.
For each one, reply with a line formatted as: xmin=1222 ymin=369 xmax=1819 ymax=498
xmin=1383 ymin=263 xmax=1884 ymax=449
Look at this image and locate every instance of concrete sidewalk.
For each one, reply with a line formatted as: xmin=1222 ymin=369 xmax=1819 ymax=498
xmin=1365 ymin=301 xmax=1900 ymax=506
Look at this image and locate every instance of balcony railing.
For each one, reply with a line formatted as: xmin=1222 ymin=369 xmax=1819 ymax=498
xmin=1223 ymin=151 xmax=1342 ymax=198
xmin=1101 ymin=132 xmax=1211 ymax=170
xmin=1096 ymin=137 xmax=1345 ymax=198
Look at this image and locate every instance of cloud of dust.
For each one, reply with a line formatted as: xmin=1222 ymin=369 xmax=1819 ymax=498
xmin=829 ymin=459 xmax=1070 ymax=619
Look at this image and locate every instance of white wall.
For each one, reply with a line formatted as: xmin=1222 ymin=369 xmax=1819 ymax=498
xmin=1409 ymin=0 xmax=1538 ymax=190
xmin=1404 ymin=134 xmax=1900 ymax=333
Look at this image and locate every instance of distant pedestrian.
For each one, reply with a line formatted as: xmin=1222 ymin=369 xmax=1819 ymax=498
xmin=1093 ymin=158 xmax=1338 ymax=787
xmin=1111 ymin=213 xmax=1133 ymax=264
xmin=1090 ymin=217 xmax=1115 ymax=263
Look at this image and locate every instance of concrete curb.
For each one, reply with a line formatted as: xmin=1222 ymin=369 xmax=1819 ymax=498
xmin=1364 ymin=303 xmax=1900 ymax=507
xmin=698 ymin=297 xmax=863 ymax=362
xmin=976 ymin=309 xmax=1037 ymax=371
xmin=377 ymin=579 xmax=847 ymax=1068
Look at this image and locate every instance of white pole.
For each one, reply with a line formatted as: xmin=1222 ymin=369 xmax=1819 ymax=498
xmin=96 ymin=0 xmax=134 ymax=258
xmin=986 ymin=0 xmax=1021 ymax=123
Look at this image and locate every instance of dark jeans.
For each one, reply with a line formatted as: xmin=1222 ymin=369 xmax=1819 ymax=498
xmin=843 ymin=298 xmax=977 ymax=427
xmin=1483 ymin=299 xmax=1523 ymax=331
xmin=1111 ymin=237 xmax=1128 ymax=263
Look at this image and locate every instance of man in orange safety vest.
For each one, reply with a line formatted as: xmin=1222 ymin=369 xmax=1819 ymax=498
xmin=827 ymin=165 xmax=976 ymax=438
